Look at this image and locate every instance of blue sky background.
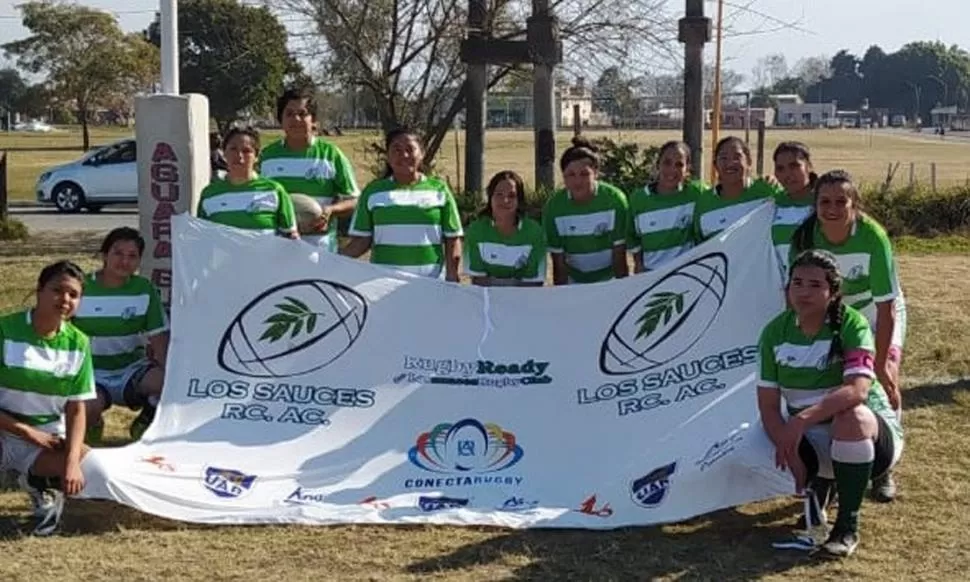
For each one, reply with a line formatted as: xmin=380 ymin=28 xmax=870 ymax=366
xmin=0 ymin=0 xmax=966 ymax=89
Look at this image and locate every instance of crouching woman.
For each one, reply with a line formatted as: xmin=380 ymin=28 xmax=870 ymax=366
xmin=0 ymin=261 xmax=94 ymax=536
xmin=757 ymin=250 xmax=903 ymax=558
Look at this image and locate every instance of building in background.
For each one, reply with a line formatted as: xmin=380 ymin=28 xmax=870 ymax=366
xmin=774 ymin=94 xmax=837 ymax=127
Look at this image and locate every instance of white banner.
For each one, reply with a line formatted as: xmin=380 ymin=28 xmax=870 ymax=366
xmin=80 ymin=202 xmax=795 ymax=529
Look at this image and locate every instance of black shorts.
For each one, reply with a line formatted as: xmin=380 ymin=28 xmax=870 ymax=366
xmin=798 ymin=413 xmax=896 ymax=480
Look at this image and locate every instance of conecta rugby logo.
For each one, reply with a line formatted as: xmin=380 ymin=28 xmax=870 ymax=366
xmin=409 ymin=418 xmax=523 ymax=474
xmin=217 ymin=279 xmax=368 ymax=378
xmin=600 ymin=253 xmax=727 ymax=376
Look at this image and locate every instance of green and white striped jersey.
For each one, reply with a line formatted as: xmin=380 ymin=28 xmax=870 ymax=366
xmin=627 ymin=180 xmax=704 ymax=271
xmin=771 ymin=191 xmax=814 ymax=273
xmin=789 ymin=215 xmax=900 ymax=328
xmin=73 ymin=273 xmax=168 ymax=382
xmin=758 ymin=306 xmax=896 ymax=425
xmin=349 ymin=175 xmax=464 ymax=278
xmin=693 ymin=178 xmax=782 ymax=241
xmin=543 ymin=181 xmax=629 ymax=284
xmin=197 ymin=176 xmax=297 ymax=235
xmin=258 ymin=137 xmax=359 ymax=252
xmin=0 ymin=310 xmax=96 ymax=435
xmin=463 ymin=217 xmax=547 ymax=284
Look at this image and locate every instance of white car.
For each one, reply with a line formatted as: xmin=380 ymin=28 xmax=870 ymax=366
xmin=36 ymin=139 xmax=138 ymax=212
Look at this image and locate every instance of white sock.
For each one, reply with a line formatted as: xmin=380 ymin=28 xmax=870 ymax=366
xmin=831 ymin=439 xmax=875 ymax=464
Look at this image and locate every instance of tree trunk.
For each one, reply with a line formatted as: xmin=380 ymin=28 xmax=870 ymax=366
xmin=79 ymin=106 xmax=90 ymax=151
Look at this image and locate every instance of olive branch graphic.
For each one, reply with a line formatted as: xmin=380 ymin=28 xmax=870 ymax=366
xmin=635 ymin=291 xmax=688 ymax=340
xmin=259 ymin=296 xmax=325 ymax=343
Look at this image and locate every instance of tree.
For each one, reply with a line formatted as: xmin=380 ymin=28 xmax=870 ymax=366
xmin=593 ymin=66 xmax=638 ymax=121
xmin=0 ymin=69 xmax=27 ymax=126
xmin=272 ymin=0 xmax=676 ymax=166
xmin=751 ymin=54 xmax=787 ymax=89
xmin=3 ymin=3 xmax=158 ymax=149
xmin=147 ymin=0 xmax=296 ymax=133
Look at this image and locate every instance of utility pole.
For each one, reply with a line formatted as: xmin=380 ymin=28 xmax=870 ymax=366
xmin=464 ymin=0 xmax=488 ymax=197
xmin=679 ymin=0 xmax=711 ymax=180
xmin=531 ymin=0 xmax=558 ymax=191
xmin=159 ymin=0 xmax=179 ymax=94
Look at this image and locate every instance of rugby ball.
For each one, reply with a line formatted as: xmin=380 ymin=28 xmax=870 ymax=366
xmin=217 ymin=279 xmax=368 ymax=378
xmin=600 ymin=253 xmax=728 ymax=375
xmin=290 ymin=193 xmax=325 ymax=234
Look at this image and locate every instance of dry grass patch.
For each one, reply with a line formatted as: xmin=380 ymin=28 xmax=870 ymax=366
xmin=3 ymin=127 xmax=970 ymax=202
xmin=0 ymin=240 xmax=967 ymax=580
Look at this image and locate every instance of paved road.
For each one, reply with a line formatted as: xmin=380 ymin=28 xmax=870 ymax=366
xmin=9 ymin=205 xmax=138 ymax=232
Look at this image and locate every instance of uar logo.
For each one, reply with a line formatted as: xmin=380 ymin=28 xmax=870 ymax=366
xmin=121 ymin=306 xmax=137 ymax=320
xmin=408 ymin=418 xmax=523 ymax=474
xmin=630 ymin=462 xmax=676 ymax=508
xmin=600 ymin=253 xmax=728 ymax=375
xmin=203 ymin=466 xmax=257 ymax=499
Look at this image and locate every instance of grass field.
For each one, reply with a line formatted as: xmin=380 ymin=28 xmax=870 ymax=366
xmin=0 ymin=233 xmax=968 ymax=580
xmin=2 ymin=126 xmax=969 ymax=203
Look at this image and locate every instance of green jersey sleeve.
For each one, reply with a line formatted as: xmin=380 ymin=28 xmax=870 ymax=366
xmin=333 ymin=147 xmax=360 ymax=199
xmin=626 ymin=188 xmax=644 ymax=253
xmin=145 ymin=281 xmax=169 ymax=335
xmin=841 ymin=307 xmax=876 ymax=353
xmin=757 ymin=321 xmax=780 ymax=388
xmin=275 ymin=186 xmax=297 ymax=233
xmin=349 ymin=187 xmax=374 ymax=236
xmin=464 ymin=222 xmax=488 ymax=277
xmin=543 ymin=195 xmax=564 ymax=253
xmin=868 ymin=220 xmax=898 ymax=303
xmin=70 ymin=343 xmax=97 ymax=401
xmin=611 ymin=187 xmax=630 ymax=247
xmin=441 ymin=186 xmax=464 ymax=237
xmin=523 ymin=220 xmax=548 ymax=282
xmin=197 ymin=186 xmax=211 ymax=220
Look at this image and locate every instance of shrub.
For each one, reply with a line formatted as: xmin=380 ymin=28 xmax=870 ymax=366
xmin=587 ymin=136 xmax=661 ymax=194
xmin=862 ymin=184 xmax=970 ymax=237
xmin=0 ymin=216 xmax=29 ymax=241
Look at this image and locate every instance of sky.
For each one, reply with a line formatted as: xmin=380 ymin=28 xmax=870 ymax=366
xmin=0 ymin=0 xmax=967 ymax=89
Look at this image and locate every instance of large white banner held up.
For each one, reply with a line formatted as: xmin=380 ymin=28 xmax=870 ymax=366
xmin=80 ymin=203 xmax=795 ymax=528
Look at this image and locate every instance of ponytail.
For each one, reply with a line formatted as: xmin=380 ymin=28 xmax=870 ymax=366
xmin=826 ymin=298 xmax=846 ymax=364
xmin=791 ymin=212 xmax=818 ymax=254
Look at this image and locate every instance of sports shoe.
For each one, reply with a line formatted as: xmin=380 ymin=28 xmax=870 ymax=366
xmin=818 ymin=528 xmax=859 ymax=558
xmin=17 ymin=472 xmax=45 ymax=518
xmin=129 ymin=405 xmax=156 ymax=441
xmin=795 ymin=477 xmax=835 ymax=530
xmin=871 ymin=471 xmax=897 ymax=503
xmin=18 ymin=473 xmax=65 ymax=536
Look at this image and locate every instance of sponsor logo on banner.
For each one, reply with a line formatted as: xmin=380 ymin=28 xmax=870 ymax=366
xmin=497 ymin=496 xmax=540 ymax=512
xmin=418 ymin=495 xmax=470 ymax=512
xmin=575 ymin=494 xmax=613 ymax=517
xmin=140 ymin=455 xmax=175 ymax=472
xmin=283 ymin=487 xmax=328 ymax=506
xmin=630 ymin=462 xmax=677 ymax=508
xmin=394 ymin=356 xmax=552 ymax=388
xmin=359 ymin=495 xmax=392 ymax=509
xmin=404 ymin=418 xmax=524 ymax=489
xmin=203 ymin=467 xmax=257 ymax=499
xmin=578 ymin=253 xmax=759 ymax=418
xmin=217 ymin=280 xmax=368 ymax=379
xmin=695 ymin=430 xmax=745 ymax=472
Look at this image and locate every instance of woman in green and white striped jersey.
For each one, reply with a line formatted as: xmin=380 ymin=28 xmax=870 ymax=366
xmin=464 ymin=171 xmax=546 ymax=286
xmin=197 ymin=127 xmax=299 ymax=239
xmin=73 ymin=228 xmax=169 ymax=444
xmin=627 ymin=141 xmax=706 ymax=273
xmin=771 ymin=141 xmax=817 ymax=273
xmin=543 ymin=137 xmax=630 ymax=285
xmin=0 ymin=261 xmax=95 ymax=536
xmin=343 ymin=128 xmax=464 ymax=281
xmin=258 ymin=87 xmax=359 ymax=251
xmin=790 ymin=170 xmax=907 ymax=503
xmin=693 ymin=136 xmax=782 ymax=241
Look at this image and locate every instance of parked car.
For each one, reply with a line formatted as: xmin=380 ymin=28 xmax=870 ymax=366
xmin=36 ymin=139 xmax=138 ymax=212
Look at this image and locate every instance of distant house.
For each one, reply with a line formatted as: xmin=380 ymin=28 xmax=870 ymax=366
xmin=774 ymin=94 xmax=837 ymax=127
xmin=717 ymin=106 xmax=775 ymax=129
